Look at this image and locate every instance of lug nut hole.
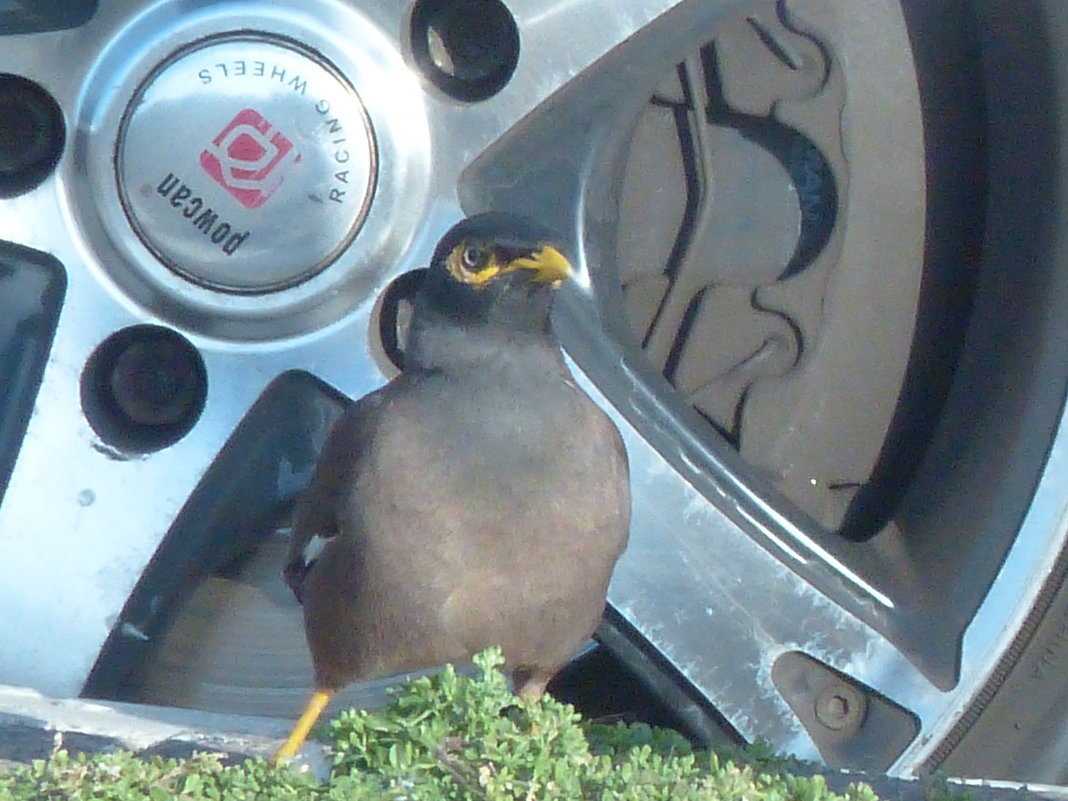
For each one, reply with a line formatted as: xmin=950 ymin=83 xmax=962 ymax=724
xmin=0 ymin=2 xmax=97 ymax=35
xmin=0 ymin=74 xmax=65 ymax=198
xmin=372 ymin=268 xmax=427 ymax=374
xmin=410 ymin=0 xmax=520 ymax=102
xmin=81 ymin=326 xmax=207 ymax=453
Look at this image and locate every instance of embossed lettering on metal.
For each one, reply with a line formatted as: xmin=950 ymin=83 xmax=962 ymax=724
xmin=116 ymin=35 xmax=377 ymax=294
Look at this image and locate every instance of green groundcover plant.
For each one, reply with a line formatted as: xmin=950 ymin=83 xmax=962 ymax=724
xmin=0 ymin=648 xmax=959 ymax=801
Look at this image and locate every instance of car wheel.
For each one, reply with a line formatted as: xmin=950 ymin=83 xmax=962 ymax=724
xmin=2 ymin=0 xmax=1067 ymax=783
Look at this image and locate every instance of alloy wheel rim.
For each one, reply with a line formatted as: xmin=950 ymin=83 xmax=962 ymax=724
xmin=0 ymin=0 xmax=1063 ymax=780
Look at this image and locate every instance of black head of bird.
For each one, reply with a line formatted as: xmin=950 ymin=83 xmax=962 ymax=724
xmin=404 ymin=212 xmax=573 ymax=369
xmin=273 ymin=213 xmax=630 ymax=764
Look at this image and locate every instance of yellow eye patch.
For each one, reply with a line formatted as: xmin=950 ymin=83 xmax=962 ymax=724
xmin=445 ymin=242 xmax=573 ymax=289
xmin=446 ymin=245 xmax=503 ymax=287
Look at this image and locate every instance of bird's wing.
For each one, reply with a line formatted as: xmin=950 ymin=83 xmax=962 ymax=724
xmin=284 ymin=387 xmax=389 ymax=603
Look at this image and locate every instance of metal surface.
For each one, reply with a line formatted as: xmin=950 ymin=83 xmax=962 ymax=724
xmin=2 ymin=0 xmax=1068 ymax=784
xmin=117 ymin=35 xmax=375 ymax=293
xmin=771 ymin=650 xmax=916 ymax=773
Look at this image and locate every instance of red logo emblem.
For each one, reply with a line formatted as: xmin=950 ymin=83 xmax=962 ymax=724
xmin=200 ymin=108 xmax=300 ymax=209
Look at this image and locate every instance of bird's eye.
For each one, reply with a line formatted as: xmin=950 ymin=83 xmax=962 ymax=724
xmin=461 ymin=245 xmax=487 ymax=269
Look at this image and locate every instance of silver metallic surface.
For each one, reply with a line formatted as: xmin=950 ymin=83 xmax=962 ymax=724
xmin=1 ymin=0 xmax=1067 ymax=782
xmin=117 ymin=35 xmax=376 ymax=293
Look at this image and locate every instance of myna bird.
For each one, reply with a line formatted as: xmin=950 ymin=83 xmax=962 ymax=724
xmin=273 ymin=213 xmax=631 ymax=762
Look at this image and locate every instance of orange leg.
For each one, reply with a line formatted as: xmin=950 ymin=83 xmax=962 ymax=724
xmin=271 ymin=689 xmax=333 ymax=764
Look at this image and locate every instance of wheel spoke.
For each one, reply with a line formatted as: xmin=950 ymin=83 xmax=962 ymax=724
xmin=0 ymin=327 xmax=273 ymax=697
xmin=570 ymin=361 xmax=935 ymax=768
xmin=0 ymin=172 xmax=386 ymax=698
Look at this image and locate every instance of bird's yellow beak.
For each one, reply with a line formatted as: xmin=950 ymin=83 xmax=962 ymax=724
xmin=504 ymin=246 xmax=573 ymax=286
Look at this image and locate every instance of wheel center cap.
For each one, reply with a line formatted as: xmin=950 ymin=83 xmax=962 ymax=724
xmin=116 ymin=35 xmax=376 ymax=294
